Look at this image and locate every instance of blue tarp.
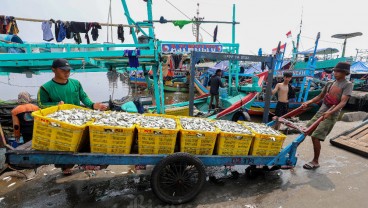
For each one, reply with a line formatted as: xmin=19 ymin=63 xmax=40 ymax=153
xmin=351 ymin=61 xmax=368 ymax=73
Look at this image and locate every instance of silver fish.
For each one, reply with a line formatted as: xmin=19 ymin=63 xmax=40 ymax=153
xmin=136 ymin=116 xmax=176 ymax=129
xmin=241 ymin=122 xmax=282 ymax=135
xmin=180 ymin=117 xmax=216 ymax=132
xmin=214 ymin=120 xmax=252 ymax=134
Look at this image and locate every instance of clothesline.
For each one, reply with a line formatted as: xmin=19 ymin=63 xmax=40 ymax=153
xmin=12 ymin=16 xmax=152 ymax=28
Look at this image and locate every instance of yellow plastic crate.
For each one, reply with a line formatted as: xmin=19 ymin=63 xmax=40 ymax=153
xmin=137 ymin=114 xmax=179 ymax=154
xmin=216 ymin=131 xmax=254 ymax=156
xmin=31 ymin=104 xmax=90 ymax=152
xmin=89 ymin=124 xmax=135 ymax=154
xmin=179 ymin=117 xmax=219 ymax=155
xmin=239 ymin=122 xmax=286 ymax=156
xmin=165 ymin=106 xmax=189 ymax=116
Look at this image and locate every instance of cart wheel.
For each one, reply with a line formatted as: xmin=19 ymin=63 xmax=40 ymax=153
xmin=151 ymin=153 xmax=206 ymax=205
xmin=232 ymin=111 xmax=251 ymax=122
xmin=245 ymin=165 xmax=258 ymax=179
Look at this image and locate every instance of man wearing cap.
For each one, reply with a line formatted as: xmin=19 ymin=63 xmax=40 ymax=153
xmin=37 ymin=58 xmax=107 ymax=111
xmin=37 ymin=58 xmax=107 ymax=175
xmin=302 ymin=62 xmax=353 ymax=170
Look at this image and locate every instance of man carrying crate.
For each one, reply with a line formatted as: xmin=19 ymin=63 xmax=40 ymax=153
xmin=301 ymin=62 xmax=353 ymax=170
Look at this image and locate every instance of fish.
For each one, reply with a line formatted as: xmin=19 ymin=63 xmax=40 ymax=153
xmin=180 ymin=117 xmax=216 ymax=132
xmin=137 ymin=116 xmax=176 ymax=129
xmin=214 ymin=120 xmax=252 ymax=134
xmin=241 ymin=122 xmax=282 ymax=136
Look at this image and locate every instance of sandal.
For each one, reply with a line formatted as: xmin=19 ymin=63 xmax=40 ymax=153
xmin=303 ymin=162 xmax=320 ymax=170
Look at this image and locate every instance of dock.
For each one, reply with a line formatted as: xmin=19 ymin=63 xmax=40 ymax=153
xmin=347 ymin=90 xmax=368 ymax=111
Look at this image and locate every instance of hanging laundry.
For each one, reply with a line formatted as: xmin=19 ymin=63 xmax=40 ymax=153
xmin=172 ymin=20 xmax=192 ymax=29
xmin=41 ymin=21 xmax=54 ymax=42
xmin=117 ymin=25 xmax=125 ymax=43
xmin=70 ymin=21 xmax=91 ymax=44
xmin=73 ymin=33 xmax=82 ymax=44
xmin=0 ymin=16 xmax=6 ymax=34
xmin=64 ymin=21 xmax=73 ymax=39
xmin=6 ymin=16 xmax=19 ymax=35
xmin=91 ymin=22 xmax=101 ymax=41
xmin=124 ymin=49 xmax=141 ymax=68
xmin=135 ymin=26 xmax=140 ymax=35
xmin=55 ymin=21 xmax=66 ymax=42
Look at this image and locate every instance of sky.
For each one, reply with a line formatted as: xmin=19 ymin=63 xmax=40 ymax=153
xmin=1 ymin=0 xmax=367 ymax=58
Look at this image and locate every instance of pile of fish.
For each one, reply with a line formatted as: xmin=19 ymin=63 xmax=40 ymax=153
xmin=137 ymin=116 xmax=176 ymax=129
xmin=180 ymin=117 xmax=216 ymax=132
xmin=214 ymin=120 xmax=252 ymax=134
xmin=93 ymin=112 xmax=142 ymax=127
xmin=241 ymin=122 xmax=282 ymax=135
xmin=47 ymin=109 xmax=100 ymax=126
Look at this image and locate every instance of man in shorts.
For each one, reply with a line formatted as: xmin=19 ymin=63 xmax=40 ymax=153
xmin=302 ymin=62 xmax=353 ymax=170
xmin=272 ymin=71 xmax=293 ymax=118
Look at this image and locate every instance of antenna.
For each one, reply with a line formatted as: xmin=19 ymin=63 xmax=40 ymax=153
xmin=193 ymin=3 xmax=204 ymax=42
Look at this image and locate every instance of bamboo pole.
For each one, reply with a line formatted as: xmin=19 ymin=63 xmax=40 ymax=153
xmin=12 ymin=16 xmax=152 ymax=28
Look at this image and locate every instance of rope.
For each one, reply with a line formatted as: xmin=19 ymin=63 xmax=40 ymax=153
xmin=9 ymin=16 xmax=150 ymax=28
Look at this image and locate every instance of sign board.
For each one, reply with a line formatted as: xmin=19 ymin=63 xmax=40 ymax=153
xmin=161 ymin=44 xmax=223 ymax=54
xmin=274 ymin=69 xmax=313 ymax=77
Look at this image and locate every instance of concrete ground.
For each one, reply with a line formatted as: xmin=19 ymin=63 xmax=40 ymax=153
xmin=0 ymin=120 xmax=367 ymax=208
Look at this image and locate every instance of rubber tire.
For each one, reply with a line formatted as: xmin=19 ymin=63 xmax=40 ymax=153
xmin=245 ymin=165 xmax=258 ymax=179
xmin=232 ymin=111 xmax=251 ymax=122
xmin=151 ymin=153 xmax=206 ymax=205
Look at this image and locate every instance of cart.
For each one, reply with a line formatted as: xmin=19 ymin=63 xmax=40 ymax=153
xmin=0 ymin=106 xmax=328 ymax=205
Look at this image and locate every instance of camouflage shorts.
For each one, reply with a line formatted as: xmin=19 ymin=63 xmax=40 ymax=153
xmin=306 ymin=112 xmax=339 ymax=141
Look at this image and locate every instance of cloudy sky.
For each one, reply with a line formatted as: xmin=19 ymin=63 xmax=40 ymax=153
xmin=1 ymin=0 xmax=366 ymax=58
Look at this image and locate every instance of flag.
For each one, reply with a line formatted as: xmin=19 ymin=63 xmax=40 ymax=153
xmin=272 ymin=43 xmax=286 ymax=55
xmin=286 ymin=31 xmax=292 ymax=38
xmin=213 ymin=25 xmax=218 ymax=42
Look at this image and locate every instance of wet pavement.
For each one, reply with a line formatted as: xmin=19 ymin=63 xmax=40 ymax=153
xmin=0 ymin=121 xmax=367 ymax=208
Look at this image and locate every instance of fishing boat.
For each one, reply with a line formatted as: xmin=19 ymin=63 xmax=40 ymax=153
xmin=248 ymin=32 xmax=323 ymax=116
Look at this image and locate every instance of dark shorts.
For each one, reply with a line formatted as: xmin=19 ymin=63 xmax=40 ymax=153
xmin=275 ymin=101 xmax=289 ymax=117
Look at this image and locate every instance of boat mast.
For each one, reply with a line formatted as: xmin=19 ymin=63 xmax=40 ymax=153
xmin=291 ymin=8 xmax=303 ymax=69
xmin=193 ymin=3 xmax=204 ymax=42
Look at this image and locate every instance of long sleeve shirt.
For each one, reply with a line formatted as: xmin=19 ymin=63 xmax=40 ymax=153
xmin=37 ymin=78 xmax=94 ymax=109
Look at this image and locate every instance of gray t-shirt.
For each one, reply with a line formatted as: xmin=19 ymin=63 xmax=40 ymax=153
xmin=318 ymin=79 xmax=353 ymax=117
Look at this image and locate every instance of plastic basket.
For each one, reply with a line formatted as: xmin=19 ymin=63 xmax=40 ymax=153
xmin=178 ymin=117 xmax=219 ymax=155
xmin=31 ymin=104 xmax=90 ymax=152
xmin=89 ymin=124 xmax=135 ymax=154
xmin=239 ymin=122 xmax=286 ymax=156
xmin=136 ymin=114 xmax=179 ymax=154
xmin=216 ymin=131 xmax=254 ymax=156
xmin=165 ymin=106 xmax=189 ymax=116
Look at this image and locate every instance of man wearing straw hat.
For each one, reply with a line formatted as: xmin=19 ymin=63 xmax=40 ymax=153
xmin=11 ymin=92 xmax=39 ymax=143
